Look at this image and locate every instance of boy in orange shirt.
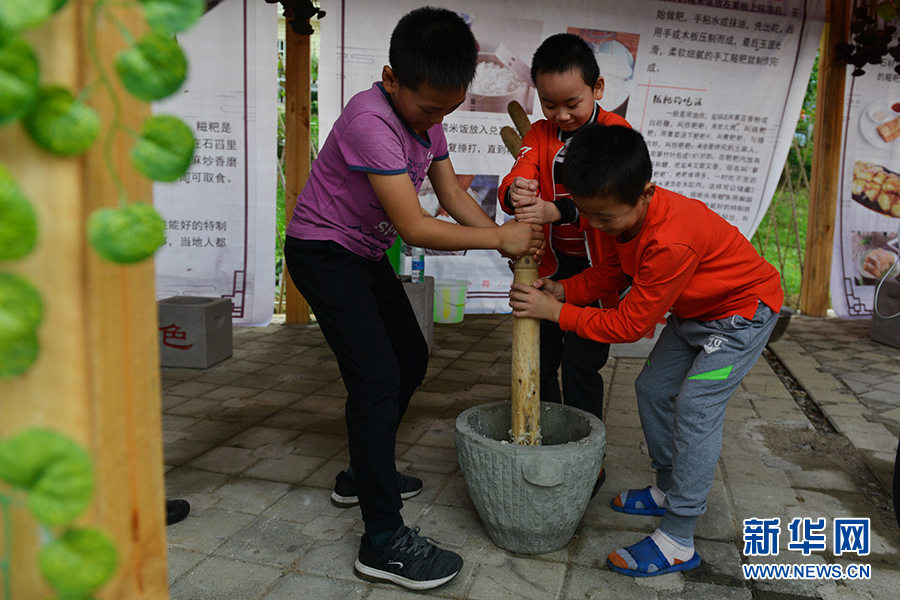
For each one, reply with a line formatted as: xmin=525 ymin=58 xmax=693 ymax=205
xmin=499 ymin=35 xmax=630 ymax=495
xmin=509 ymin=124 xmax=783 ymax=577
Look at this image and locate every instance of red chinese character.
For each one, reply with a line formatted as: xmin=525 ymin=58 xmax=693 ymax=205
xmin=159 ymin=324 xmax=193 ymax=350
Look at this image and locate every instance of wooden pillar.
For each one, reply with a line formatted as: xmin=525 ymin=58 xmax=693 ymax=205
xmin=801 ymin=0 xmax=850 ymax=317
xmin=0 ymin=3 xmax=168 ymax=599
xmin=283 ymin=18 xmax=312 ymax=324
xmin=511 ymin=256 xmax=541 ymax=445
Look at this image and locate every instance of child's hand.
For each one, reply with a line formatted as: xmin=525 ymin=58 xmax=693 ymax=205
xmin=509 ymin=177 xmax=561 ymax=224
xmin=509 ymin=177 xmax=540 ymax=208
xmin=497 ymin=220 xmax=544 ymax=257
xmin=509 ymin=279 xmax=564 ymax=322
xmin=515 ymin=199 xmax=560 ymax=225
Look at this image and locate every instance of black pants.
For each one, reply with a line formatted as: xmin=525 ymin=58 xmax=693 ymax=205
xmin=540 ymin=252 xmax=610 ymax=421
xmin=284 ymin=237 xmax=427 ymax=536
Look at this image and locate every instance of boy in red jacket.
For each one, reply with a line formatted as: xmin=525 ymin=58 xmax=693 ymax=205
xmin=499 ymin=35 xmax=630 ymax=494
xmin=509 ymin=124 xmax=783 ymax=577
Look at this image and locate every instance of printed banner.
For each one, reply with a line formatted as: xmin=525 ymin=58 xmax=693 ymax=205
xmin=830 ymin=64 xmax=900 ymax=319
xmin=320 ymin=0 xmax=824 ymax=313
xmin=152 ymin=0 xmax=278 ymax=326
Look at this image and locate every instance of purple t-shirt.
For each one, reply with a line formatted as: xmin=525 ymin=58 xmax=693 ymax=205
xmin=286 ymin=82 xmax=449 ymax=259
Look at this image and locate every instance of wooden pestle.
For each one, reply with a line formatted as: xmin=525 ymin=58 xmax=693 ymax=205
xmin=511 ymin=255 xmax=541 ymax=445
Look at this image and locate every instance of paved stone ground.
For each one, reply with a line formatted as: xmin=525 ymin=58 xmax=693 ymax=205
xmin=770 ymin=314 xmax=900 ymax=493
xmin=162 ymin=313 xmax=900 ymax=600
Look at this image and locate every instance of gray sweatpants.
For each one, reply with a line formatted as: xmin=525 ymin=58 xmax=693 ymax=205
xmin=635 ymin=302 xmax=778 ymax=539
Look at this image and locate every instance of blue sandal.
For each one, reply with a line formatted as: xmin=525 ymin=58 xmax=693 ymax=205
xmin=607 ymin=536 xmax=700 ymax=577
xmin=610 ymin=486 xmax=665 ymax=516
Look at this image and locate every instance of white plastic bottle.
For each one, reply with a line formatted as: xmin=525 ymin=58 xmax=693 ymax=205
xmin=410 ymin=246 xmax=425 ymax=283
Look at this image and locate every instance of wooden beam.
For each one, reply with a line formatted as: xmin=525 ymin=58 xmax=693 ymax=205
xmin=283 ymin=19 xmax=312 ymax=325
xmin=0 ymin=2 xmax=168 ymax=598
xmin=801 ymin=0 xmax=850 ymax=317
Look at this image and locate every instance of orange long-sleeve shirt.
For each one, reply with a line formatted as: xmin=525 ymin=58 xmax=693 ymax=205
xmin=559 ymin=187 xmax=784 ymax=344
xmin=498 ymin=105 xmax=631 ymax=278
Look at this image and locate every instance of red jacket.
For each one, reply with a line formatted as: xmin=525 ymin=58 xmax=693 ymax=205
xmin=499 ymin=106 xmax=631 ymax=281
xmin=559 ymin=187 xmax=785 ymax=344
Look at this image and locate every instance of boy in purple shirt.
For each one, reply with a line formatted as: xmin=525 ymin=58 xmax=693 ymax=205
xmin=284 ymin=7 xmax=542 ymax=590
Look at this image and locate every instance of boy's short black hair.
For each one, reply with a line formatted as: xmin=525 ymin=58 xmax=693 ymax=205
xmin=389 ymin=7 xmax=477 ymax=93
xmin=530 ymin=33 xmax=600 ymax=87
xmin=564 ymin=124 xmax=653 ymax=206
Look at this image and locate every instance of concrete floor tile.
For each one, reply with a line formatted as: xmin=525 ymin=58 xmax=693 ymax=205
xmin=168 ymin=555 xmax=282 ymax=600
xmin=572 ymin=527 xmax=647 ymax=569
xmin=564 ymin=564 xmax=663 ymax=600
xmin=398 ymin=444 xmax=459 ymax=474
xmin=215 ymin=516 xmax=314 ymax=567
xmin=434 ymin=474 xmax=476 ymax=511
xmin=413 ymin=504 xmax=484 ymax=547
xmin=466 ymin=555 xmax=566 ymax=600
xmin=165 ymin=466 xmax=230 ymax=497
xmin=227 ymin=425 xmax=301 ymax=449
xmin=787 ymin=469 xmax=859 ymax=492
xmin=164 ymin=439 xmax=215 ymax=467
xmin=250 ymin=389 xmax=300 ymax=407
xmin=161 ymin=393 xmax=191 ymax=410
xmin=264 ymin=486 xmax=348 ymax=523
xmin=166 ymin=398 xmax=227 ymax=418
xmin=660 ymin=581 xmax=751 ymax=599
xmin=189 ymin=446 xmax=259 ymax=474
xmin=288 ymin=431 xmax=347 ymax=458
xmin=183 ymin=419 xmax=251 ymax=444
xmin=212 ymin=478 xmax=291 ymax=514
xmin=292 ymin=535 xmax=362 ymax=582
xmin=243 ymin=454 xmax=327 ymax=484
xmin=259 ymin=572 xmax=368 ymax=600
xmin=167 ymin=548 xmax=206 ymax=585
xmin=166 ymin=508 xmax=257 ymax=554
xmin=163 ymin=414 xmax=201 ymax=432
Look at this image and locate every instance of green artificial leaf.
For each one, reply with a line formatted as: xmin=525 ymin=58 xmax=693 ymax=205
xmin=140 ymin=0 xmax=205 ymax=34
xmin=0 ymin=429 xmax=93 ymax=527
xmin=0 ymin=429 xmax=92 ymax=523
xmin=0 ymin=164 xmax=38 ymax=259
xmin=129 ymin=114 xmax=194 ymax=182
xmin=0 ymin=0 xmax=55 ymax=35
xmin=22 ymin=86 xmax=99 ymax=156
xmin=0 ymin=36 xmax=40 ymax=124
xmin=52 ymin=0 xmax=70 ymax=13
xmin=0 ymin=329 xmax=38 ymax=378
xmin=877 ymin=1 xmax=898 ymax=21
xmin=115 ymin=33 xmax=187 ymax=101
xmin=87 ymin=203 xmax=165 ymax=264
xmin=0 ymin=271 xmax=42 ymax=345
xmin=39 ymin=528 xmax=117 ymax=595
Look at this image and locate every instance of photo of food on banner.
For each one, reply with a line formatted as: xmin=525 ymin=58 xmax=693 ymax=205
xmin=858 ymin=97 xmax=900 ymax=150
xmin=415 ymin=175 xmax=501 ymax=256
xmin=851 ymin=230 xmax=899 ymax=285
xmin=454 ymin=13 xmax=542 ymax=115
xmin=567 ymin=27 xmax=638 ymax=118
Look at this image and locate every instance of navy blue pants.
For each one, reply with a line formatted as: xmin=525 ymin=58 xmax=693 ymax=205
xmin=541 ymin=252 xmax=609 ymax=421
xmin=284 ymin=236 xmax=427 ymax=536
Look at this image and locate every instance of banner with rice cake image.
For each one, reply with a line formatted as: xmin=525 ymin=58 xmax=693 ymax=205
xmin=321 ymin=0 xmax=825 ymax=314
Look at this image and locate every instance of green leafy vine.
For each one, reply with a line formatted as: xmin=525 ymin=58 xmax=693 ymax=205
xmin=0 ymin=0 xmax=205 ymax=596
xmin=0 ymin=428 xmax=116 ymax=599
xmin=0 ymin=0 xmax=202 ymax=380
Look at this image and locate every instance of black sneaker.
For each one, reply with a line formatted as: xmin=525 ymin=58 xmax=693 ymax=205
xmin=591 ymin=467 xmax=607 ymax=499
xmin=355 ymin=525 xmax=462 ymax=590
xmin=331 ymin=470 xmax=423 ymax=508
